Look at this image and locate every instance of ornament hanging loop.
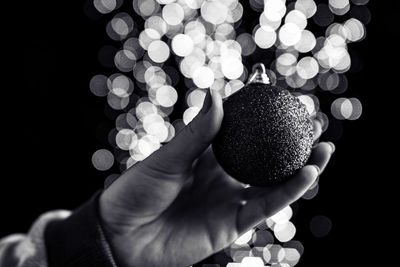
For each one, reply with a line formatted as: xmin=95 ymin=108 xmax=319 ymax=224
xmin=247 ymin=63 xmax=270 ymax=85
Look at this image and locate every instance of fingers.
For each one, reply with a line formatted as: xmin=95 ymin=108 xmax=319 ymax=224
xmin=313 ymin=119 xmax=322 ymax=142
xmin=235 ymin=142 xmax=334 ymax=233
xmin=149 ymin=90 xmax=224 ymax=173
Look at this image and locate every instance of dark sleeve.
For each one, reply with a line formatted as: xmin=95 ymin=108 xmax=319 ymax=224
xmin=44 ymin=190 xmax=118 ymax=267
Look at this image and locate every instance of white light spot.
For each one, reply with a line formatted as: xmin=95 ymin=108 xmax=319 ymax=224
xmin=156 ymin=85 xmax=178 ymax=107
xmin=92 ymin=149 xmax=114 ymax=171
xmin=172 ymin=34 xmax=194 ymax=57
xmin=279 ymin=23 xmax=302 ymax=46
xmin=148 ymin=40 xmax=170 ymax=63
xmin=193 ymin=66 xmax=215 ymax=88
xmin=162 ymin=3 xmax=184 ymax=25
xmin=254 ymin=25 xmax=277 ymax=49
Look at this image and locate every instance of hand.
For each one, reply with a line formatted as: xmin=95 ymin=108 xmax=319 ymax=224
xmin=99 ymin=91 xmax=334 ymax=267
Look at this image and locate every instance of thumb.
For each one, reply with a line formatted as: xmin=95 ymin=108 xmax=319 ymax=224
xmin=150 ymin=90 xmax=224 ymax=172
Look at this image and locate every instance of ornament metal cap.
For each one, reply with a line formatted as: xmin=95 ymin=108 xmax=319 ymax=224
xmin=247 ymin=63 xmax=270 ymax=85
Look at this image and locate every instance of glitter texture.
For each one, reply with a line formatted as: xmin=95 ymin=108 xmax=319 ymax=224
xmin=213 ymin=84 xmax=314 ymax=186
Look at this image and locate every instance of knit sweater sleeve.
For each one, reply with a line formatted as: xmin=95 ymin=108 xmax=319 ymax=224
xmin=0 ymin=191 xmax=118 ymax=267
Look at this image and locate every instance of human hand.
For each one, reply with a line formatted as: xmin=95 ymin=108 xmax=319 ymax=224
xmin=99 ymin=91 xmax=334 ymax=267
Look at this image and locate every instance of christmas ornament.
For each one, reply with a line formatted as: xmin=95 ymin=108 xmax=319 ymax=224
xmin=213 ymin=63 xmax=314 ymax=186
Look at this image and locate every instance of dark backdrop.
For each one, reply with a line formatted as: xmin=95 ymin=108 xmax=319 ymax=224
xmin=1 ymin=1 xmax=397 ymax=266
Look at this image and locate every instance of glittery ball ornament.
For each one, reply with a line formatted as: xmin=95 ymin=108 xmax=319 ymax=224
xmin=212 ymin=63 xmax=314 ymax=186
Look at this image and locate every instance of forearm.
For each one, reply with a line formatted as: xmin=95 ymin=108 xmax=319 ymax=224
xmin=0 ymin=191 xmax=117 ymax=267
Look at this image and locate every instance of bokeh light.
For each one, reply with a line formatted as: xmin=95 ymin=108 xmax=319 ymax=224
xmin=310 ymin=215 xmax=332 ymax=238
xmin=92 ymin=149 xmax=114 ymax=171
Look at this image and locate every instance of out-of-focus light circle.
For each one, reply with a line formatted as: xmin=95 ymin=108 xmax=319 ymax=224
xmin=302 ymin=183 xmax=319 ymax=199
xmin=137 ymin=135 xmax=161 ymax=157
xmin=294 ymin=30 xmax=316 ymax=53
xmin=295 ymin=0 xmax=317 ymax=18
xmin=283 ymin=248 xmax=301 ymax=266
xmin=283 ymin=240 xmax=304 ymax=256
xmin=310 ymin=215 xmax=332 ymax=238
xmin=241 ymin=256 xmax=264 ymax=267
xmin=139 ymin=28 xmax=161 ymax=50
xmin=201 ymin=1 xmax=228 ymax=25
xmin=235 ymin=229 xmax=254 ymax=245
xmin=156 ymin=85 xmax=178 ymax=107
xmin=236 ymin=33 xmax=256 ymax=56
xmin=340 ymin=98 xmax=353 ymax=119
xmin=279 ymin=23 xmax=302 ymax=46
xmin=225 ymin=80 xmax=244 ymax=97
xmin=107 ymin=94 xmax=130 ymax=110
xmin=318 ymin=72 xmax=340 ymax=91
xmin=162 ymin=3 xmax=184 ymax=25
xmin=259 ymin=11 xmax=282 ymax=31
xmin=252 ymin=229 xmax=274 ymax=247
xmin=254 ymin=25 xmax=277 ymax=49
xmin=274 ymin=221 xmax=296 ymax=242
xmin=111 ymin=13 xmax=134 ymax=37
xmin=285 ymin=10 xmax=307 ymax=30
xmin=264 ymin=0 xmax=287 ymax=21
xmin=136 ymin=101 xmax=158 ymax=120
xmin=109 ymin=74 xmax=134 ymax=97
xmin=172 ymin=34 xmax=194 ymax=57
xmin=187 ymin=89 xmax=206 ymax=108
xmin=296 ymin=57 xmax=319 ymax=79
xmin=114 ymin=50 xmax=137 ymax=72
xmin=226 ymin=2 xmax=244 ymax=23
xmin=263 ymin=244 xmax=285 ymax=264
xmin=90 ymin=74 xmax=109 ymax=97
xmin=193 ymin=66 xmax=215 ymax=88
xmin=348 ymin=98 xmax=362 ymax=120
xmin=352 ymin=0 xmax=369 ymax=5
xmin=344 ymin=18 xmax=366 ymax=42
xmin=221 ymin=57 xmax=243 ymax=80
xmin=276 ymin=53 xmax=297 ymax=76
xmin=270 ymin=206 xmax=293 ymax=224
xmin=329 ymin=0 xmax=350 ymax=16
xmin=145 ymin=15 xmax=168 ymax=36
xmin=116 ymin=129 xmax=138 ymax=150
xmin=331 ymin=97 xmax=346 ymax=119
xmin=92 ymin=149 xmax=114 ymax=171
xmin=313 ymin=4 xmax=334 ymax=27
xmin=297 ymin=94 xmax=315 ymax=115
xmin=94 ymin=0 xmax=118 ymax=14
xmin=183 ymin=106 xmax=200 ymax=125
xmin=147 ymin=40 xmax=170 ymax=63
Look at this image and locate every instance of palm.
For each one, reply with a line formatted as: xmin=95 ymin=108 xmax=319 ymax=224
xmin=123 ymin=149 xmax=245 ymax=267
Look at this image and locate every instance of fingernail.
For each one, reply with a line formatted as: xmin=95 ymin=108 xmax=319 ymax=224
xmin=327 ymin=141 xmax=336 ymax=154
xmin=200 ymin=89 xmax=212 ymax=114
xmin=311 ymin=165 xmax=321 ymax=176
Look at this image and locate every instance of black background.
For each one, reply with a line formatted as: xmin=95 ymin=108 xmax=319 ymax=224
xmin=1 ymin=1 xmax=397 ymax=266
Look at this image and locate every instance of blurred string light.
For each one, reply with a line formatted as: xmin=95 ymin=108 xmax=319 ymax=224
xmin=89 ymin=0 xmax=368 ymax=265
